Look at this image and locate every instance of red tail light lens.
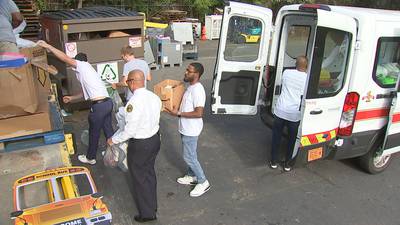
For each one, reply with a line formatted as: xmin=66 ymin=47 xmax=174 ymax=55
xmin=299 ymin=4 xmax=331 ymax=11
xmin=338 ymin=92 xmax=359 ymax=136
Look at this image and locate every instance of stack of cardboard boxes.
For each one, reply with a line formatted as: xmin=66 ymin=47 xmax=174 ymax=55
xmin=0 ymin=46 xmax=56 ymax=140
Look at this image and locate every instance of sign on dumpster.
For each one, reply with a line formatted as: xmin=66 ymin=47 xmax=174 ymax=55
xmin=97 ymin=62 xmax=119 ymax=85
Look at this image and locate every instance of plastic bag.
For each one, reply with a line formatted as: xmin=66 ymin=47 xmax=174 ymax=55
xmin=110 ymin=89 xmax=124 ymax=114
xmin=81 ymin=129 xmax=89 ymax=146
xmin=104 ymin=145 xmax=118 ymax=168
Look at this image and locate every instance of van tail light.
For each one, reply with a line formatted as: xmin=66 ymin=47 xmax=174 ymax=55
xmin=299 ymin=4 xmax=331 ymax=11
xmin=338 ymin=92 xmax=359 ymax=136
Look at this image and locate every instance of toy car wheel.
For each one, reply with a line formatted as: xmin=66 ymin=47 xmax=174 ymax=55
xmin=359 ymin=139 xmax=392 ymax=174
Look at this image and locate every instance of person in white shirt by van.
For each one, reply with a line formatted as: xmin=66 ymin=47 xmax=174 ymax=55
xmin=270 ymin=56 xmax=308 ymax=172
xmin=166 ymin=62 xmax=210 ymax=197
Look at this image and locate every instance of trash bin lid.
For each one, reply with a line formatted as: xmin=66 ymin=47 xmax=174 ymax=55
xmin=42 ymin=6 xmax=140 ymax=20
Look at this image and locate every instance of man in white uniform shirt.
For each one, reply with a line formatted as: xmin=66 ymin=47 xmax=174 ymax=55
xmin=270 ymin=56 xmax=308 ymax=172
xmin=37 ymin=41 xmax=114 ymax=165
xmin=167 ymin=62 xmax=210 ymax=197
xmin=107 ymin=70 xmax=161 ymax=223
xmin=112 ymin=45 xmax=151 ymax=102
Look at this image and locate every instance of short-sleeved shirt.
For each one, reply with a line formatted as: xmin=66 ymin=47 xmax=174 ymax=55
xmin=179 ymin=82 xmax=206 ymax=136
xmin=0 ymin=0 xmax=20 ymax=43
xmin=123 ymin=58 xmax=150 ymax=100
xmin=274 ymin=69 xmax=307 ymax=122
xmin=74 ymin=60 xmax=109 ymax=100
xmin=112 ymin=88 xmax=161 ymax=143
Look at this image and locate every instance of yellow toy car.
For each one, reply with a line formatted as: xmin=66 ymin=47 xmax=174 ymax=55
xmin=10 ymin=167 xmax=112 ymax=225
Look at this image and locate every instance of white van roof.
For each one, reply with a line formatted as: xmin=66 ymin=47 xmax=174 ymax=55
xmin=280 ymin=4 xmax=400 ymax=22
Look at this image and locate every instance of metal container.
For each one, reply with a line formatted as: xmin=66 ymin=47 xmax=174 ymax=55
xmin=40 ymin=7 xmax=144 ymax=110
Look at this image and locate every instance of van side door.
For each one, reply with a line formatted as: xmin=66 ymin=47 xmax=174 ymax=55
xmin=211 ymin=1 xmax=272 ymax=115
xmin=296 ymin=9 xmax=357 ymax=160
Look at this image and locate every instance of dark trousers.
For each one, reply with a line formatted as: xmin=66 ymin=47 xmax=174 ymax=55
xmin=127 ymin=132 xmax=161 ymax=218
xmin=271 ymin=116 xmax=300 ymax=164
xmin=87 ymin=99 xmax=114 ymax=160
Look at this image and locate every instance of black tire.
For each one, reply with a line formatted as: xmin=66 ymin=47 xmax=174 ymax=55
xmin=358 ymin=138 xmax=392 ymax=174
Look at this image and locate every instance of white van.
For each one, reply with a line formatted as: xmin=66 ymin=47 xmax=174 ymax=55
xmin=211 ymin=2 xmax=400 ymax=173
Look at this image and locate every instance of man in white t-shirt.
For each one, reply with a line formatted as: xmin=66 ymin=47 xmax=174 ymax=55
xmin=37 ymin=40 xmax=114 ymax=165
xmin=270 ymin=56 xmax=308 ymax=172
xmin=112 ymin=45 xmax=151 ymax=102
xmin=166 ymin=62 xmax=210 ymax=197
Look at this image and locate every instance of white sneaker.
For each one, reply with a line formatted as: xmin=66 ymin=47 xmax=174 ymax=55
xmin=78 ymin=155 xmax=96 ymax=165
xmin=177 ymin=175 xmax=197 ymax=185
xmin=190 ymin=180 xmax=210 ymax=197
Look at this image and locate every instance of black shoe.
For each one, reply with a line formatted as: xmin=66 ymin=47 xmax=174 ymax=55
xmin=134 ymin=215 xmax=157 ymax=223
xmin=283 ymin=162 xmax=292 ymax=172
xmin=269 ymin=161 xmax=278 ymax=169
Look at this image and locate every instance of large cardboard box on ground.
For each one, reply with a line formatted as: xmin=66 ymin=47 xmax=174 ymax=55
xmin=154 ymin=79 xmax=185 ymax=111
xmin=0 ymin=46 xmax=51 ymax=119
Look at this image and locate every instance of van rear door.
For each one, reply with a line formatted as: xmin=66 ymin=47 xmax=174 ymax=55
xmin=211 ymin=1 xmax=272 ymax=115
xmin=296 ymin=9 xmax=357 ymax=160
xmin=382 ymin=78 xmax=400 ymax=156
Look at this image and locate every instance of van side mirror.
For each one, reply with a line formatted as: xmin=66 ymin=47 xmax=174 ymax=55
xmin=91 ymin=193 xmax=103 ymax=199
xmin=10 ymin=210 xmax=23 ymax=219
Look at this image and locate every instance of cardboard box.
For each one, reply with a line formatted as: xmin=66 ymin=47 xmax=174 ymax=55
xmin=0 ymin=46 xmax=51 ymax=119
xmin=0 ymin=93 xmax=52 ymax=140
xmin=154 ymin=79 xmax=185 ymax=111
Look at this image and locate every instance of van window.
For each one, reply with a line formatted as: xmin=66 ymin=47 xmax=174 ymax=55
xmin=372 ymin=37 xmax=400 ymax=88
xmin=224 ymin=16 xmax=262 ymax=62
xmin=286 ymin=25 xmax=311 ymax=59
xmin=307 ymin=27 xmax=351 ymax=98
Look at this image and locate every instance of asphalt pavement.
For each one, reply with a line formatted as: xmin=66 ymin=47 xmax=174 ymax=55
xmin=65 ymin=40 xmax=400 ymax=225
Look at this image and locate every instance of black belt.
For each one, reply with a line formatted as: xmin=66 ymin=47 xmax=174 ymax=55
xmin=91 ymin=97 xmax=110 ymax=105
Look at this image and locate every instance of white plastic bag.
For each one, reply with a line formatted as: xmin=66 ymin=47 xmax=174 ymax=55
xmin=103 ymin=145 xmax=118 ymax=168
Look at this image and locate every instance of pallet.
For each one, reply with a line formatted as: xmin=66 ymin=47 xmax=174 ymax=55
xmin=161 ymin=62 xmax=182 ymax=68
xmin=183 ymin=52 xmax=198 ymax=60
xmin=149 ymin=63 xmax=160 ymax=71
xmin=0 ymin=102 xmax=64 ymax=152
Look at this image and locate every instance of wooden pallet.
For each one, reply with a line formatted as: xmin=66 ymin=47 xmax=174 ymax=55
xmin=161 ymin=62 xmax=182 ymax=68
xmin=149 ymin=63 xmax=160 ymax=71
xmin=15 ymin=0 xmax=40 ymax=40
xmin=0 ymin=130 xmax=65 ymax=152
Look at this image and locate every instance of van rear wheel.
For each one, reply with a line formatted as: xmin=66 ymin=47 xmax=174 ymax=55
xmin=359 ymin=141 xmax=392 ymax=174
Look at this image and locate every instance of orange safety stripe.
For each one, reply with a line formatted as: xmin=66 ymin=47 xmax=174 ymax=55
xmin=300 ymin=129 xmax=337 ymax=147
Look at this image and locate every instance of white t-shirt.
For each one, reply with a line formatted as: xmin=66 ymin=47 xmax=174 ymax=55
xmin=179 ymin=82 xmax=206 ymax=136
xmin=112 ymin=88 xmax=161 ymax=143
xmin=123 ymin=58 xmax=150 ymax=100
xmin=74 ymin=60 xmax=109 ymax=100
xmin=274 ymin=69 xmax=307 ymax=122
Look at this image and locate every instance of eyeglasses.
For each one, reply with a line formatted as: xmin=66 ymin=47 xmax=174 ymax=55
xmin=126 ymin=78 xmax=144 ymax=83
xmin=186 ymin=69 xmax=197 ymax=74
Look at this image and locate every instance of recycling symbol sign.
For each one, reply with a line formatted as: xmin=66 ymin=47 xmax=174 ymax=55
xmin=97 ymin=62 xmax=119 ymax=84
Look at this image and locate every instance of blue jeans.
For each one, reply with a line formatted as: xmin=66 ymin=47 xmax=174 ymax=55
xmin=181 ymin=135 xmax=206 ymax=183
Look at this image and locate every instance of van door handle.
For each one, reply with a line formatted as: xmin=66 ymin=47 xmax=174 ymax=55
xmin=310 ymin=109 xmax=323 ymax=115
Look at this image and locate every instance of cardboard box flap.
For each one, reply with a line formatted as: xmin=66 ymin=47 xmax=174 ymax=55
xmin=154 ymin=79 xmax=185 ymax=111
